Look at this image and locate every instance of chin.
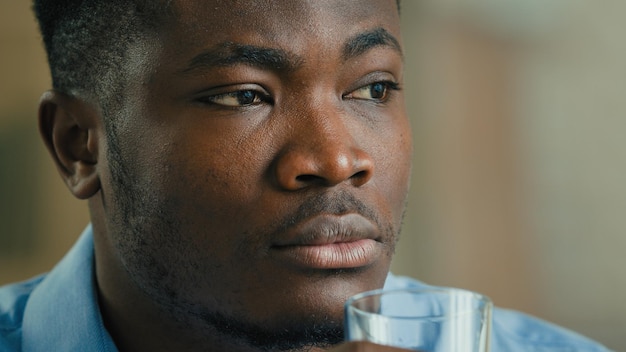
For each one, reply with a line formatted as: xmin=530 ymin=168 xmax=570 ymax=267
xmin=203 ymin=302 xmax=346 ymax=351
xmin=237 ymin=263 xmax=390 ymax=325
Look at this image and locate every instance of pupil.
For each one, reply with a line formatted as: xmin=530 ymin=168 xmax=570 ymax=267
xmin=370 ymin=83 xmax=386 ymax=99
xmin=236 ymin=91 xmax=256 ymax=105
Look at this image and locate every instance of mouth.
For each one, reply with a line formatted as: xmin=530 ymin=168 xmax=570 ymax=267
xmin=271 ymin=213 xmax=383 ymax=270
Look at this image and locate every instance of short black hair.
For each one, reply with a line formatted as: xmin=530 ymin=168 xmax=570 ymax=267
xmin=33 ymin=0 xmax=172 ymax=112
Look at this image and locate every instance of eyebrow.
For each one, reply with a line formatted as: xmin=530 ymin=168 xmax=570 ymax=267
xmin=342 ymin=27 xmax=403 ymax=61
xmin=181 ymin=42 xmax=303 ymax=75
xmin=180 ymin=27 xmax=402 ymax=75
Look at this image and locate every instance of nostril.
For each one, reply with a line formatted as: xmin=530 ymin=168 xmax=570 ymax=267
xmin=275 ymin=145 xmax=375 ymax=190
xmin=295 ymin=174 xmax=321 ymax=183
xmin=352 ymin=170 xmax=369 ymax=179
xmin=349 ymin=169 xmax=372 ymax=187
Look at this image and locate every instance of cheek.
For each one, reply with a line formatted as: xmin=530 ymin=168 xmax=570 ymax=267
xmin=374 ymin=118 xmax=412 ymax=178
xmin=160 ymin=131 xmax=273 ymax=224
xmin=371 ymin=118 xmax=413 ymax=219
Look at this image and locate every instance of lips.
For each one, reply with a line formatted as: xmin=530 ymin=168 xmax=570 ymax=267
xmin=271 ymin=213 xmax=382 ymax=270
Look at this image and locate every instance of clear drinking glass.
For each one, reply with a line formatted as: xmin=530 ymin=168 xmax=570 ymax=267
xmin=345 ymin=288 xmax=492 ymax=352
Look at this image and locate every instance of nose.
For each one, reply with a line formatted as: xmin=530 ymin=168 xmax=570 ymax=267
xmin=274 ymin=111 xmax=374 ymax=191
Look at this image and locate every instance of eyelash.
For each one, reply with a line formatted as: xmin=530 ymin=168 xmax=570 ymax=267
xmin=343 ymin=81 xmax=400 ymax=103
xmin=199 ymin=90 xmax=273 ymax=108
xmin=197 ymin=80 xmax=400 ymax=108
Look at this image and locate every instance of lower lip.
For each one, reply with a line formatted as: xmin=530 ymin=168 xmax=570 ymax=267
xmin=273 ymin=239 xmax=380 ymax=270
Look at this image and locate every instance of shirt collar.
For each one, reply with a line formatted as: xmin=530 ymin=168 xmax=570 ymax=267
xmin=21 ymin=225 xmax=117 ymax=352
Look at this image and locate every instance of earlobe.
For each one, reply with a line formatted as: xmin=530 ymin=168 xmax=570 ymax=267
xmin=39 ymin=90 xmax=102 ymax=200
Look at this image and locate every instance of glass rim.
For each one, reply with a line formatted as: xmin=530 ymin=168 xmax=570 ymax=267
xmin=345 ymin=287 xmax=493 ymax=319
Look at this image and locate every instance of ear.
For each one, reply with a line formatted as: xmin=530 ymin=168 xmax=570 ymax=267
xmin=38 ymin=90 xmax=102 ymax=199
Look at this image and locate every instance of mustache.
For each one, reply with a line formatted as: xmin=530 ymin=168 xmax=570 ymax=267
xmin=267 ymin=190 xmax=386 ymax=240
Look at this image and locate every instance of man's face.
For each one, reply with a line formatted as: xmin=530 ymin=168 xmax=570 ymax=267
xmin=99 ymin=0 xmax=410 ymax=349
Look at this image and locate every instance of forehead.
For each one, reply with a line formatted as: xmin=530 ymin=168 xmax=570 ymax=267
xmin=161 ymin=0 xmax=401 ymax=55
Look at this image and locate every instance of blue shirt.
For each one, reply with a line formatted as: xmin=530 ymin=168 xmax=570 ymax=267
xmin=0 ymin=226 xmax=611 ymax=351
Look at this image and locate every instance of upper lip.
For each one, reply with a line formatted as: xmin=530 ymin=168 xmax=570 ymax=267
xmin=272 ymin=213 xmax=379 ymax=247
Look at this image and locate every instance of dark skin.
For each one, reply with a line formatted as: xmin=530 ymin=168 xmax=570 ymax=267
xmin=39 ymin=0 xmax=412 ymax=351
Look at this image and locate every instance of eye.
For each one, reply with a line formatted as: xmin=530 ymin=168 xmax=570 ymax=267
xmin=345 ymin=81 xmax=400 ymax=102
xmin=202 ymin=89 xmax=271 ymax=107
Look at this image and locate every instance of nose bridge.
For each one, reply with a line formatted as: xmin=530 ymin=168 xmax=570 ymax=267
xmin=274 ymin=97 xmax=374 ymax=190
xmin=301 ymin=100 xmax=352 ymax=157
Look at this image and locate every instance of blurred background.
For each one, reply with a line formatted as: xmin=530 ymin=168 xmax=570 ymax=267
xmin=1 ymin=1 xmax=624 ymax=350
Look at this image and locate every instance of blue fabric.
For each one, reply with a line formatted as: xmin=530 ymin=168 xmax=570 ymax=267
xmin=0 ymin=226 xmax=611 ymax=351
xmin=0 ymin=225 xmax=117 ymax=352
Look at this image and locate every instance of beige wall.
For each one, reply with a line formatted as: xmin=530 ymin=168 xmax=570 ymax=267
xmin=391 ymin=1 xmax=626 ymax=349
xmin=0 ymin=2 xmax=89 ymax=283
xmin=1 ymin=1 xmax=624 ymax=350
